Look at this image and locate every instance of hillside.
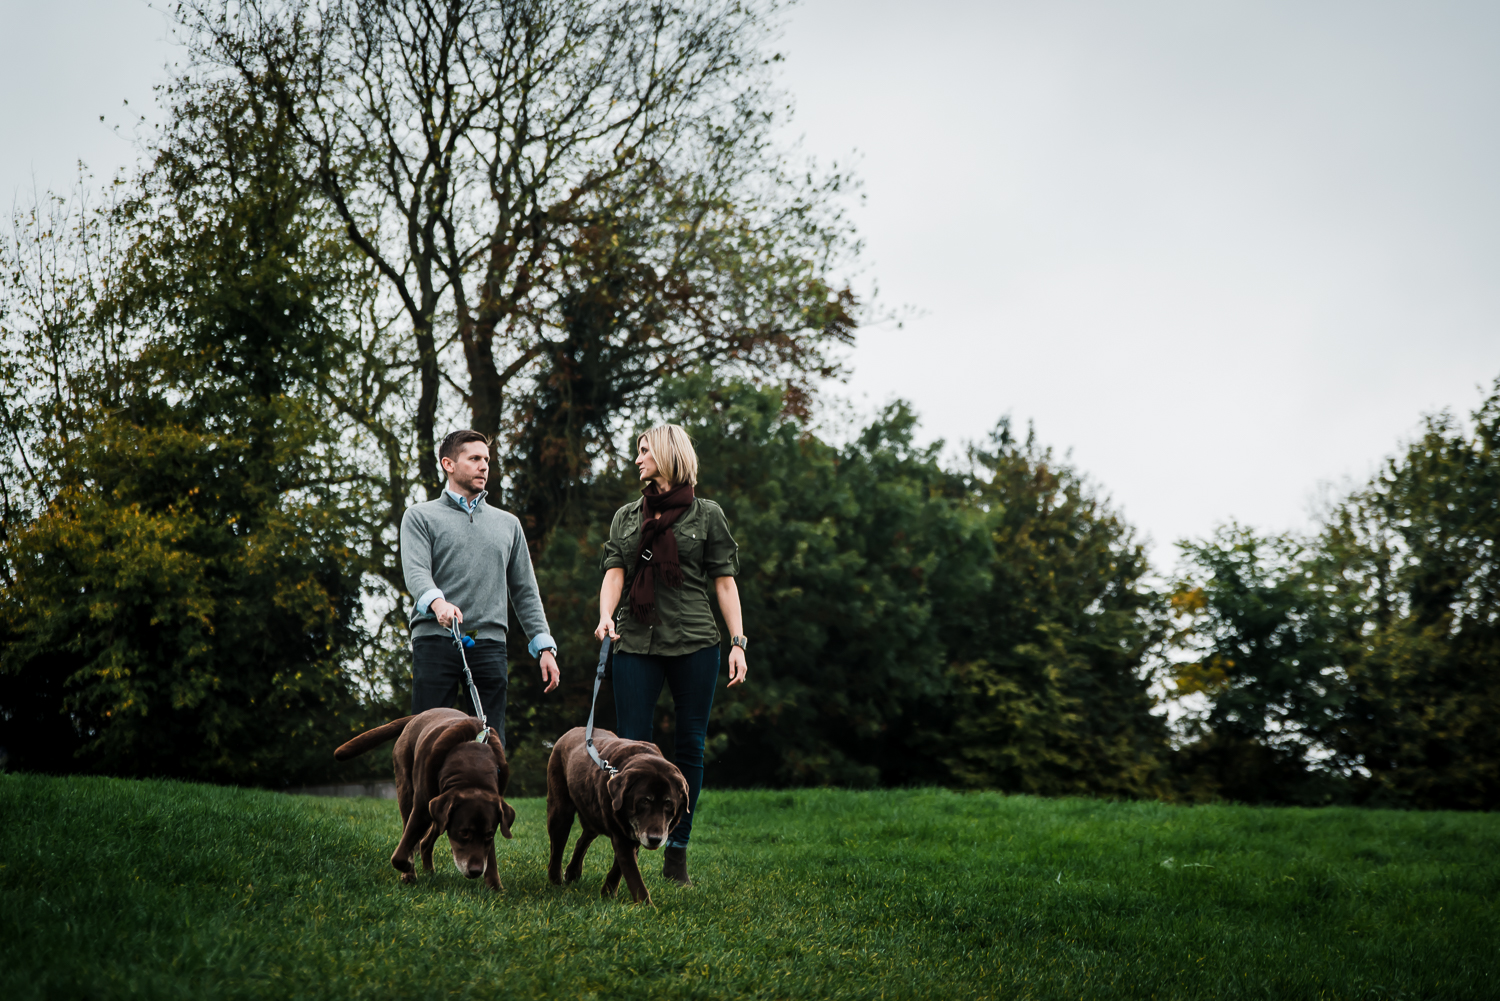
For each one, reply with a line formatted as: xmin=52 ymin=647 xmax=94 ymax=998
xmin=2 ymin=774 xmax=1496 ymax=999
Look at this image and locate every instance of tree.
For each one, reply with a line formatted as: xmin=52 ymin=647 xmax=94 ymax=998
xmin=179 ymin=0 xmax=859 ymax=506
xmin=1167 ymin=378 xmax=1500 ymax=809
xmin=0 ymin=178 xmax=134 ymax=546
xmin=1168 ymin=526 xmax=1349 ymax=804
xmin=508 ymin=380 xmax=1170 ymax=795
xmin=940 ymin=421 xmax=1170 ymax=798
xmin=1320 ymin=382 xmax=1500 ymax=808
xmin=687 ymin=388 xmax=994 ymax=787
xmin=0 ymin=78 xmax=382 ymax=783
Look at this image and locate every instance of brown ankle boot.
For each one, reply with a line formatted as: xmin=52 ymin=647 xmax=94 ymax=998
xmin=661 ymin=846 xmax=691 ymax=885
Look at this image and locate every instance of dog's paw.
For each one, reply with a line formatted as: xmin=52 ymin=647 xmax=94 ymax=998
xmin=562 ymin=866 xmax=583 ymax=884
xmin=399 ymin=871 xmax=417 ymax=885
xmin=391 ymin=855 xmax=415 ymax=874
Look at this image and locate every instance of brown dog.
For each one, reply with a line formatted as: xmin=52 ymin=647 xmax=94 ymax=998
xmin=334 ymin=708 xmax=516 ymax=891
xmin=546 ymin=726 xmax=690 ymax=905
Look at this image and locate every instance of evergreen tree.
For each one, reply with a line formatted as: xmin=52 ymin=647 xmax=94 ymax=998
xmin=940 ymin=422 xmax=1169 ymax=797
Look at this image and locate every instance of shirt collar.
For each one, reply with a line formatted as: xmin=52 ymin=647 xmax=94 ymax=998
xmin=444 ymin=489 xmax=487 ymax=513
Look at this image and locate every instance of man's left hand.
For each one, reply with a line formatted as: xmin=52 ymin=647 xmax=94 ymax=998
xmin=539 ymin=649 xmax=560 ymax=693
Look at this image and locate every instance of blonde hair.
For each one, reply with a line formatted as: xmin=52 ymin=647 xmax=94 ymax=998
xmin=638 ymin=424 xmax=699 ymax=487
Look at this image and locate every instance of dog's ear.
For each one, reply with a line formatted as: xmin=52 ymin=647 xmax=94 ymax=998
xmin=608 ymin=771 xmax=628 ymax=815
xmin=670 ymin=771 xmax=691 ymax=828
xmin=486 ymin=732 xmax=512 ymax=794
xmin=496 ymin=796 xmax=516 ymax=839
xmin=486 ymin=731 xmax=508 ymax=767
xmin=428 ymin=791 xmax=456 ymax=835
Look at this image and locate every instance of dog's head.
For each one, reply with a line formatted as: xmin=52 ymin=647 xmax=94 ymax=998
xmin=608 ymin=757 xmax=690 ymax=851
xmin=428 ymin=789 xmax=515 ymax=879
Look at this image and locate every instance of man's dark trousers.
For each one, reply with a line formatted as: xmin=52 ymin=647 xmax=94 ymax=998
xmin=411 ymin=636 xmax=508 ymax=745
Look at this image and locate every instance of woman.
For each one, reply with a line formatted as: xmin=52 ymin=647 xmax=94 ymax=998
xmin=595 ymin=423 xmax=748 ymax=886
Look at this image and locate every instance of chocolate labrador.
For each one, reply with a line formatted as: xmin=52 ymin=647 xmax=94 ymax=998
xmin=334 ymin=708 xmax=516 ymax=891
xmin=546 ymin=726 xmax=690 ymax=905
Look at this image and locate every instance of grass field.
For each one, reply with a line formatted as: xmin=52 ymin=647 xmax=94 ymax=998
xmin=1 ymin=773 xmax=1496 ymax=1000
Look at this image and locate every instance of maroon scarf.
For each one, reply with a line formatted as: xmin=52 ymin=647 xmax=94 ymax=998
xmin=629 ymin=481 xmax=695 ymax=624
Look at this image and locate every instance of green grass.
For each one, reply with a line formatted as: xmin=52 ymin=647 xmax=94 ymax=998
xmin=1 ymin=773 xmax=1495 ymax=1000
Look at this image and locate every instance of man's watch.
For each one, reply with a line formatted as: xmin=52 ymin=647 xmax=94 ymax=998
xmin=730 ymin=635 xmax=748 ymax=651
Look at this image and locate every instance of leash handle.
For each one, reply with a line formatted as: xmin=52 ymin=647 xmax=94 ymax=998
xmin=585 ymin=637 xmax=618 ymax=776
xmin=450 ymin=620 xmax=491 ymax=744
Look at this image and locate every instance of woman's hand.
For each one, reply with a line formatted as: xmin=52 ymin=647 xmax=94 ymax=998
xmin=596 ymin=568 xmax=625 ymax=641
xmin=714 ymin=576 xmax=747 ymax=687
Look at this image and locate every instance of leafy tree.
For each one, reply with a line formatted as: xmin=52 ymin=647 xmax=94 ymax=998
xmin=687 ymin=386 xmax=992 ymax=788
xmin=1169 ymin=379 xmax=1500 ymax=809
xmin=179 ymin=0 xmax=860 ymax=502
xmin=1168 ymin=526 xmax=1349 ymax=804
xmin=0 ymin=418 xmax=368 ymax=782
xmin=940 ymin=422 xmax=1170 ymax=798
xmin=510 ymin=380 xmax=1169 ymax=796
xmin=0 ymin=180 xmax=134 ymax=540
xmin=4 ymin=0 xmax=869 ymax=783
xmin=0 ymin=79 xmax=381 ymax=783
xmin=1320 ymin=382 xmax=1500 ymax=808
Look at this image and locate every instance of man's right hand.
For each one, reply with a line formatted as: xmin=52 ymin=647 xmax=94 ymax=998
xmin=432 ymin=598 xmax=463 ymax=630
xmin=594 ymin=615 xmax=619 ymax=642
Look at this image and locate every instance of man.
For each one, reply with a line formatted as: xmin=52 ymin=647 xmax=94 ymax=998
xmin=400 ymin=430 xmax=560 ymax=745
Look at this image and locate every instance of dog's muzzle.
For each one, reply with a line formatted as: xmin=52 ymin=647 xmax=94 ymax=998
xmin=453 ymin=852 xmax=487 ymax=879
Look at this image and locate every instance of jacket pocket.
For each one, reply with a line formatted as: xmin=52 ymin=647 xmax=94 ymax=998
xmin=616 ymin=523 xmax=642 ymax=563
xmin=675 ymin=523 xmax=705 ymax=568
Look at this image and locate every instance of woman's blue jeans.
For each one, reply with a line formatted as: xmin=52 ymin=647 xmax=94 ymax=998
xmin=611 ymin=645 xmax=719 ymax=848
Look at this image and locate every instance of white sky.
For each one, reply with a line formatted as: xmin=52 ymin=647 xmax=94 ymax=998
xmin=5 ymin=0 xmax=1499 ymax=569
xmin=779 ymin=1 xmax=1500 ymax=566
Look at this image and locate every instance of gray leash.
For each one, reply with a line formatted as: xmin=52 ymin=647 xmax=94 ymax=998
xmin=450 ymin=620 xmax=492 ymax=745
xmin=585 ymin=637 xmax=618 ymax=776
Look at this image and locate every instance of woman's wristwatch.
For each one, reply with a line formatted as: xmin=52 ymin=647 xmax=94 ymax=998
xmin=730 ymin=635 xmax=748 ymax=651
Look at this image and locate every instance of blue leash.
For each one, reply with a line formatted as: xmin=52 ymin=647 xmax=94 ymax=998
xmin=585 ymin=637 xmax=618 ymax=776
xmin=449 ymin=621 xmax=492 ymax=745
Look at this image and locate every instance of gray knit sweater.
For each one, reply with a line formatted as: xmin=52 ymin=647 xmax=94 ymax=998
xmin=400 ymin=491 xmax=554 ymax=651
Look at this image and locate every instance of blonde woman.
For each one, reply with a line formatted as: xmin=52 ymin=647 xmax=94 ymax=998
xmin=595 ymin=424 xmax=748 ymax=886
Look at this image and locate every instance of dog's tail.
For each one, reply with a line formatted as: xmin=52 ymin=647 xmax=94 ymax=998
xmin=334 ymin=716 xmax=416 ymax=760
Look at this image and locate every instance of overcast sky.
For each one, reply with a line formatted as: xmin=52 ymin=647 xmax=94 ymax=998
xmin=5 ymin=1 xmax=1499 ymax=569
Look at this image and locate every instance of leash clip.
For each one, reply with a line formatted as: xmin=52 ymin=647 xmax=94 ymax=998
xmin=585 ymin=735 xmax=619 ymax=776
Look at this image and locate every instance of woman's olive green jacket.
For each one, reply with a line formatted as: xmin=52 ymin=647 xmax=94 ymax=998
xmin=601 ymin=496 xmax=739 ymax=656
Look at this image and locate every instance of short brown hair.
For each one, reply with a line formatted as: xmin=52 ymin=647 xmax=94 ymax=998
xmin=638 ymin=424 xmax=699 ymax=486
xmin=439 ymin=429 xmax=489 ymax=463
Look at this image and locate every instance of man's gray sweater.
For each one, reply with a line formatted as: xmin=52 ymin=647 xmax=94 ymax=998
xmin=400 ymin=491 xmax=554 ymax=650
